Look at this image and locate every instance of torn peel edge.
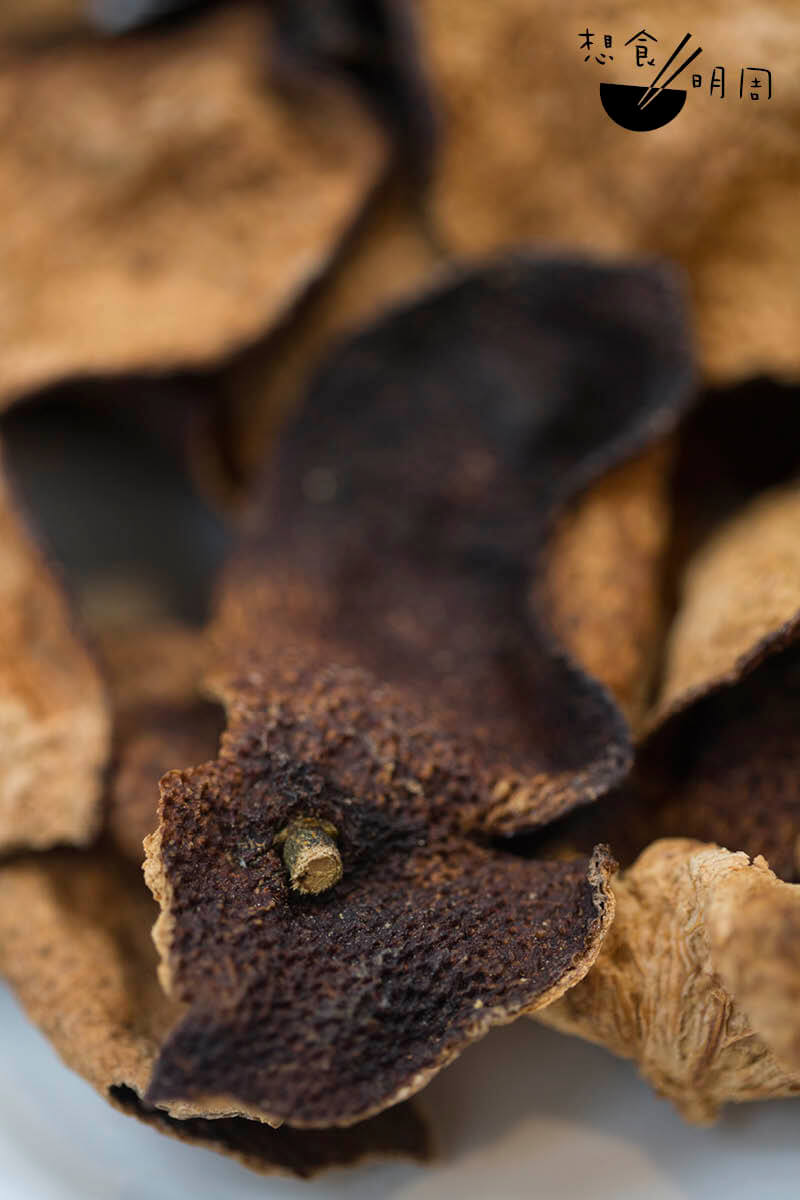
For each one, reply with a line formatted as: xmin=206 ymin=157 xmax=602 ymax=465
xmin=109 ymin=1085 xmax=432 ymax=1179
xmin=643 ymin=607 xmax=800 ymax=739
xmin=142 ymin=821 xmax=175 ymax=999
xmin=143 ymin=828 xmax=615 ymax=1128
xmin=700 ymin=847 xmax=800 ymax=1076
xmin=144 ymin=821 xmax=283 ymax=1127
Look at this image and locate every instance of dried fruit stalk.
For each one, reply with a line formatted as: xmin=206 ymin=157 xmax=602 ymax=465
xmin=536 ymin=839 xmax=800 ymax=1123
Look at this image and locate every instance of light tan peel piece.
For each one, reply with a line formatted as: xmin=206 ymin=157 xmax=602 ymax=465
xmin=0 ymin=457 xmax=109 ymax=853
xmin=419 ymin=0 xmax=800 ymax=382
xmin=540 ymin=441 xmax=674 ymax=731
xmin=536 ymin=838 xmax=800 ymax=1123
xmin=0 ymin=2 xmax=386 ymax=404
xmin=651 ymin=477 xmax=800 ymax=725
xmin=0 ymin=852 xmax=429 ymax=1173
xmin=0 ymin=853 xmax=179 ymax=1102
xmin=702 ymin=852 xmax=800 ymax=1074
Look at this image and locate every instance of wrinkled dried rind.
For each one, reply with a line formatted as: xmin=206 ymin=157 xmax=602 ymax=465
xmin=704 ymin=858 xmax=800 ymax=1073
xmin=145 ymin=738 xmax=616 ymax=1127
xmin=539 ymin=441 xmax=674 ymax=731
xmin=536 ymin=839 xmax=800 ymax=1123
xmin=418 ymin=0 xmax=800 ymax=384
xmin=649 ymin=478 xmax=800 ymax=728
xmin=0 ymin=458 xmax=110 ymax=853
xmin=0 ymin=2 xmax=386 ymax=405
xmin=0 ymin=851 xmax=430 ymax=1175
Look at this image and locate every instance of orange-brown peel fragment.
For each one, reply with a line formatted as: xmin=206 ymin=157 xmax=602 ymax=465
xmin=537 ymin=838 xmax=800 ymax=1123
xmin=651 ymin=477 xmax=800 ymax=727
xmin=0 ymin=456 xmax=109 ymax=854
xmin=0 ymin=2 xmax=386 ymax=404
xmin=540 ymin=440 xmax=674 ymax=732
xmin=417 ymin=0 xmax=800 ymax=383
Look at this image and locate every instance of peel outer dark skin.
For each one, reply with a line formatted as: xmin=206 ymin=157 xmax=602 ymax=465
xmin=146 ymin=254 xmax=695 ymax=1126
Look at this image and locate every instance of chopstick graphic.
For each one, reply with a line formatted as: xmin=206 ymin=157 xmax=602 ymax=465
xmin=637 ymin=32 xmax=691 ymax=106
xmin=639 ymin=47 xmax=702 ymax=108
xmin=638 ymin=34 xmax=702 ymax=109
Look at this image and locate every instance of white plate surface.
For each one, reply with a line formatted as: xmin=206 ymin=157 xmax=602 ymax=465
xmin=1 ymin=983 xmax=797 ymax=1200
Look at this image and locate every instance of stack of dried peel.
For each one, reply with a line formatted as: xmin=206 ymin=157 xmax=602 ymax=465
xmin=1 ymin=0 xmax=800 ymax=1181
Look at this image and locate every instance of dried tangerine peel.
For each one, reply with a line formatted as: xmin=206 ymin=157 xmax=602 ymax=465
xmin=417 ymin=0 xmax=800 ymax=384
xmin=539 ymin=440 xmax=674 ymax=731
xmin=143 ymin=256 xmax=693 ymax=1127
xmin=626 ymin=477 xmax=800 ymax=881
xmin=533 ymin=642 xmax=800 ymax=883
xmin=644 ymin=646 xmax=800 ymax=882
xmin=536 ymin=839 xmax=800 ymax=1123
xmin=0 ymin=851 xmax=429 ymax=1175
xmin=146 ymin=777 xmax=615 ymax=1127
xmin=0 ymin=1 xmax=386 ymax=405
xmin=651 ymin=477 xmax=800 ymax=726
xmin=0 ymin=457 xmax=109 ymax=853
xmin=225 ymin=179 xmax=444 ymax=480
xmin=218 ymin=256 xmax=694 ymax=836
xmin=100 ymin=624 xmax=223 ymax=865
xmin=538 ymin=391 xmax=800 ymax=876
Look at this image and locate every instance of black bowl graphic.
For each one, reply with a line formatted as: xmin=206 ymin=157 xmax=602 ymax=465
xmin=600 ymin=82 xmax=686 ymax=131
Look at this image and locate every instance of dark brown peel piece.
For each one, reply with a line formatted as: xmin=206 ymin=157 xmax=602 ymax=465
xmin=0 ymin=851 xmax=429 ymax=1175
xmin=217 ymin=255 xmax=694 ymax=835
xmin=146 ymin=782 xmax=614 ymax=1125
xmin=641 ymin=645 xmax=800 ymax=882
xmin=144 ymin=255 xmax=693 ymax=1126
xmin=534 ymin=652 xmax=800 ymax=883
xmin=109 ymin=1085 xmax=429 ymax=1178
xmin=533 ymin=646 xmax=800 ymax=884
